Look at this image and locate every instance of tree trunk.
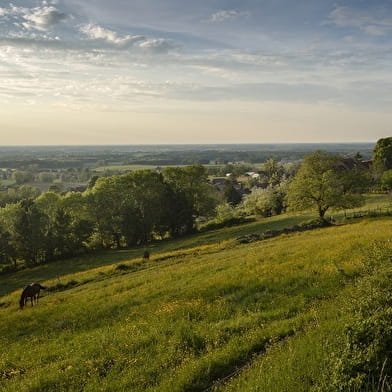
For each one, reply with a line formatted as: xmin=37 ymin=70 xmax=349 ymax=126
xmin=318 ymin=205 xmax=329 ymax=221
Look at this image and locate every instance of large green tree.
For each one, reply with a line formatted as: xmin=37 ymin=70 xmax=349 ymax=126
xmin=373 ymin=137 xmax=392 ymax=171
xmin=8 ymin=199 xmax=48 ymax=265
xmin=87 ymin=171 xmax=169 ymax=247
xmin=0 ymin=226 xmax=16 ymax=267
xmin=163 ymin=165 xmax=218 ymax=227
xmin=287 ymin=151 xmax=364 ymax=220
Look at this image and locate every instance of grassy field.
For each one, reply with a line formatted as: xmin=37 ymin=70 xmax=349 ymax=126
xmin=2 ymin=194 xmax=389 ymax=298
xmin=1 ymin=204 xmax=391 ymax=392
xmin=0 ymin=179 xmax=16 ymax=187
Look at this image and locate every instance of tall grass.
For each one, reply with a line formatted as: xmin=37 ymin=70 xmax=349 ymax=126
xmin=1 ymin=217 xmax=391 ymax=391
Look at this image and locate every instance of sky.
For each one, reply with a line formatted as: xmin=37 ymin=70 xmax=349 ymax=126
xmin=0 ymin=0 xmax=392 ymax=144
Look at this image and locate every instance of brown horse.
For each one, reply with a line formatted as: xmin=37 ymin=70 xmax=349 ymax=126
xmin=19 ymin=283 xmax=46 ymax=309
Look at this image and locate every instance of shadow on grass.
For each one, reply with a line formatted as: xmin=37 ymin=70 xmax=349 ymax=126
xmin=3 ymin=205 xmax=384 ymax=298
xmin=0 ymin=249 xmax=143 ymax=297
xmin=0 ymin=213 xmax=320 ymax=297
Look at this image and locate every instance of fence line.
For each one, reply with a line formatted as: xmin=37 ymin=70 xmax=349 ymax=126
xmin=342 ymin=206 xmax=392 ymax=220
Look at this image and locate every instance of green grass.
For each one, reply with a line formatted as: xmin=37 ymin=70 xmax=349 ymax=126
xmin=0 ymin=179 xmax=16 ymax=187
xmin=0 ymin=194 xmax=390 ymax=298
xmin=1 ymin=215 xmax=391 ymax=392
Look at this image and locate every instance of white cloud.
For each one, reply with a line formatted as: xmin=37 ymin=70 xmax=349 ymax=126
xmin=0 ymin=3 xmax=67 ymax=31
xmin=80 ymin=24 xmax=144 ymax=47
xmin=327 ymin=6 xmax=392 ymax=36
xmin=138 ymin=38 xmax=177 ymax=53
xmin=80 ymin=24 xmax=178 ymax=53
xmin=22 ymin=6 xmax=68 ymax=31
xmin=209 ymin=9 xmax=250 ymax=23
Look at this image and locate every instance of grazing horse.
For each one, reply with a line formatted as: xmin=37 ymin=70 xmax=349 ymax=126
xmin=19 ymin=283 xmax=46 ymax=309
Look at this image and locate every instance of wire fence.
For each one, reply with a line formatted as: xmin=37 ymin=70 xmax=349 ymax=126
xmin=342 ymin=206 xmax=392 ymax=220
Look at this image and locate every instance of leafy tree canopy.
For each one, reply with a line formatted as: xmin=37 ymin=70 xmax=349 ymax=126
xmin=381 ymin=170 xmax=392 ymax=191
xmin=287 ymin=151 xmax=364 ymax=219
xmin=373 ymin=137 xmax=392 ymax=171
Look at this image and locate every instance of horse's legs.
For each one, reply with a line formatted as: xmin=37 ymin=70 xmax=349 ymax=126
xmin=30 ymin=296 xmax=34 ymax=306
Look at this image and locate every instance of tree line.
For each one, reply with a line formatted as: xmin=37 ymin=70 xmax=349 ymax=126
xmin=202 ymin=138 xmax=392 ymax=228
xmin=0 ymin=166 xmax=216 ymax=270
xmin=0 ymin=137 xmax=390 ymax=273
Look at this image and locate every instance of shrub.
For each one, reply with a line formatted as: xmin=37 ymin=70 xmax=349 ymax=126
xmin=199 ymin=203 xmax=253 ymax=231
xmin=315 ymin=241 xmax=392 ymax=392
xmin=243 ymin=185 xmax=286 ymax=217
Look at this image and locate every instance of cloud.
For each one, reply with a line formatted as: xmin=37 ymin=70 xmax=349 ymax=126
xmin=209 ymin=9 xmax=250 ymax=23
xmin=138 ymin=38 xmax=177 ymax=53
xmin=80 ymin=24 xmax=144 ymax=47
xmin=327 ymin=6 xmax=392 ymax=36
xmin=22 ymin=6 xmax=68 ymax=31
xmin=0 ymin=3 xmax=68 ymax=31
xmin=80 ymin=24 xmax=178 ymax=53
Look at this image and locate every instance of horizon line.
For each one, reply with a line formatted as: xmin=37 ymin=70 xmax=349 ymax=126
xmin=0 ymin=141 xmax=377 ymax=147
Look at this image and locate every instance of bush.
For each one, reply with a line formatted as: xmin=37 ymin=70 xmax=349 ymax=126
xmin=381 ymin=170 xmax=392 ymax=191
xmin=315 ymin=241 xmax=392 ymax=392
xmin=199 ymin=203 xmax=253 ymax=231
xmin=0 ymin=264 xmax=19 ymax=275
xmin=243 ymin=185 xmax=286 ymax=217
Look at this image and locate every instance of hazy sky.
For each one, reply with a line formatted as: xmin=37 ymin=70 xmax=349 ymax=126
xmin=0 ymin=0 xmax=391 ymax=144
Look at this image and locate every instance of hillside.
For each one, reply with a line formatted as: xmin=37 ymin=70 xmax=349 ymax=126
xmin=0 ymin=212 xmax=391 ymax=391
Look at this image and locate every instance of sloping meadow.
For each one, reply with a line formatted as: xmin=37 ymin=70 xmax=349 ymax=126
xmin=0 ymin=218 xmax=391 ymax=392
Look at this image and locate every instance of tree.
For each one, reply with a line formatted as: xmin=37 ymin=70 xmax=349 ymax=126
xmin=61 ymin=192 xmax=92 ymax=251
xmin=158 ymin=184 xmax=193 ymax=237
xmin=0 ymin=227 xmax=16 ymax=267
xmin=373 ymin=137 xmax=392 ymax=171
xmin=87 ymin=171 xmax=169 ymax=247
xmin=86 ymin=175 xmax=130 ymax=248
xmin=38 ymin=172 xmax=55 ymax=183
xmin=0 ymin=186 xmax=40 ymax=207
xmin=263 ymin=158 xmax=285 ymax=186
xmin=287 ymin=151 xmax=364 ymax=220
xmin=87 ymin=175 xmax=99 ymax=189
xmin=243 ymin=185 xmax=286 ymax=217
xmin=223 ymin=180 xmax=242 ymax=205
xmin=11 ymin=199 xmax=48 ymax=265
xmin=12 ymin=170 xmax=34 ymax=185
xmin=122 ymin=171 xmax=168 ymax=244
xmin=35 ymin=192 xmax=63 ymax=260
xmin=163 ymin=165 xmax=218 ymax=226
xmin=381 ymin=170 xmax=392 ymax=191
